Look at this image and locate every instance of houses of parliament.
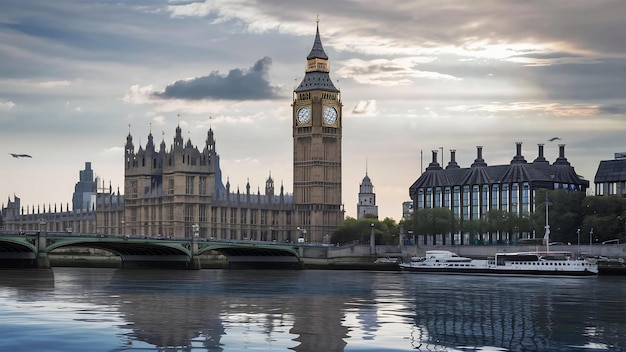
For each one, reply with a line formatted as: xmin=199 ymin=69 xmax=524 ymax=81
xmin=0 ymin=24 xmax=365 ymax=243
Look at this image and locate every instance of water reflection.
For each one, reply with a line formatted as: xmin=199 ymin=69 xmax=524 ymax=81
xmin=0 ymin=269 xmax=55 ymax=288
xmin=103 ymin=270 xmax=355 ymax=351
xmin=402 ymin=275 xmax=626 ymax=351
xmin=1 ymin=268 xmax=625 ymax=351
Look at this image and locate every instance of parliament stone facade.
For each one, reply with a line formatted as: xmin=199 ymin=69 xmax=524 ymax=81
xmin=1 ymin=24 xmax=343 ymax=244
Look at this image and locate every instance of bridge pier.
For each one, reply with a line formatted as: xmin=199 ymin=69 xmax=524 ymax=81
xmin=190 ymin=236 xmax=201 ymax=270
xmin=36 ymin=253 xmax=51 ymax=269
xmin=191 ymin=255 xmax=202 ymax=270
xmin=36 ymin=231 xmax=51 ymax=269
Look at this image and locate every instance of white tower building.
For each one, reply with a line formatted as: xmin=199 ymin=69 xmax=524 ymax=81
xmin=357 ymin=170 xmax=378 ymax=219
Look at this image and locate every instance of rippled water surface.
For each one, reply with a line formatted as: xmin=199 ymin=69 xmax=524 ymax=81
xmin=1 ymin=268 xmax=625 ymax=352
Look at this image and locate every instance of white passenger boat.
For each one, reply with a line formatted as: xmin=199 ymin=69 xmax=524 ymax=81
xmin=399 ymin=250 xmax=598 ymax=276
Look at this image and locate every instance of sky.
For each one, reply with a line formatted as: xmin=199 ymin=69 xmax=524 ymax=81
xmin=2 ymin=0 xmax=626 ymax=221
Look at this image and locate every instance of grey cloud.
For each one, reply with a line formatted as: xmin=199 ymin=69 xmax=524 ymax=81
xmin=341 ymin=64 xmax=403 ymax=76
xmin=509 ymin=52 xmax=582 ymax=60
xmin=153 ymin=57 xmax=283 ymax=101
xmin=528 ymin=59 xmax=626 ymax=100
xmin=599 ymin=104 xmax=626 ymax=115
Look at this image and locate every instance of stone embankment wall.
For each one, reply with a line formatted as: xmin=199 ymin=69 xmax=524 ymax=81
xmin=309 ymin=243 xmax=626 ymax=260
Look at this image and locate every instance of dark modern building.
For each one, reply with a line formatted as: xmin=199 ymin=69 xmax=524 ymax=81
xmin=594 ymin=152 xmax=626 ymax=197
xmin=72 ymin=162 xmax=97 ymax=211
xmin=409 ymin=142 xmax=589 ymax=245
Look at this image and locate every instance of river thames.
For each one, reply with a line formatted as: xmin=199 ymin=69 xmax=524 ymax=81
xmin=1 ymin=268 xmax=624 ymax=352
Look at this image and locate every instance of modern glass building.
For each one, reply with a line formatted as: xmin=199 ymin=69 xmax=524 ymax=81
xmin=594 ymin=152 xmax=626 ymax=197
xmin=409 ymin=142 xmax=589 ymax=245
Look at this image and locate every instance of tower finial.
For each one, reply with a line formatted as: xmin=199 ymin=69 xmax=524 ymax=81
xmin=316 ymin=14 xmax=320 ymax=24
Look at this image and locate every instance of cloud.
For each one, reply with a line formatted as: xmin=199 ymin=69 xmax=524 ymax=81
xmin=446 ymin=102 xmax=600 ymax=117
xmin=152 ymin=57 xmax=282 ymax=101
xmin=0 ymin=100 xmax=16 ymax=110
xmin=598 ymin=104 xmax=626 ymax=115
xmin=337 ymin=57 xmax=461 ymax=86
xmin=101 ymin=146 xmax=124 ymax=158
xmin=167 ymin=1 xmax=214 ymax=18
xmin=163 ymin=1 xmax=626 ymax=66
xmin=34 ymin=80 xmax=72 ymax=88
xmin=352 ymin=100 xmax=378 ymax=116
xmin=151 ymin=114 xmax=166 ymax=126
xmin=123 ymin=85 xmax=157 ymax=104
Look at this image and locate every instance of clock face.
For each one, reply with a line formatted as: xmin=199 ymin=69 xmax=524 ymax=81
xmin=323 ymin=106 xmax=338 ymax=125
xmin=297 ymin=107 xmax=311 ymax=124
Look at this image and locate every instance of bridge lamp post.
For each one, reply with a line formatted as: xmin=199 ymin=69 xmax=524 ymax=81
xmin=297 ymin=227 xmax=307 ymax=243
xmin=38 ymin=218 xmax=47 ymax=234
xmin=589 ymin=228 xmax=593 ymax=255
xmin=192 ymin=223 xmax=200 ymax=238
xmin=577 ymin=228 xmax=580 ymax=257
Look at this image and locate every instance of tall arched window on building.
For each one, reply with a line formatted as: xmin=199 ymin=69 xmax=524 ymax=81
xmin=522 ymin=182 xmax=530 ymax=216
xmin=417 ymin=188 xmax=424 ymax=209
xmin=453 ymin=186 xmax=460 ymax=218
xmin=511 ymin=183 xmax=519 ymax=215
xmin=463 ymin=185 xmax=470 ymax=220
xmin=491 ymin=184 xmax=499 ymax=210
xmin=481 ymin=184 xmax=489 ymax=215
xmin=435 ymin=187 xmax=442 ymax=207
xmin=501 ymin=184 xmax=509 ymax=212
xmin=471 ymin=185 xmax=480 ymax=219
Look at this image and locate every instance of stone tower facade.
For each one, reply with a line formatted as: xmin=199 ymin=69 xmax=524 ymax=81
xmin=124 ymin=125 xmax=220 ymax=237
xmin=123 ymin=125 xmax=295 ymax=240
xmin=292 ymin=23 xmax=344 ymax=242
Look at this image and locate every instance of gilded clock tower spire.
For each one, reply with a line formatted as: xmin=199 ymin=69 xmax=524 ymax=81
xmin=292 ymin=22 xmax=343 ymax=242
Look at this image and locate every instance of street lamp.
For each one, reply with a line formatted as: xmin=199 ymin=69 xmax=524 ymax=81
xmin=589 ymin=228 xmax=593 ymax=255
xmin=370 ymin=223 xmax=375 ymax=255
xmin=297 ymin=227 xmax=306 ymax=243
xmin=577 ymin=228 xmax=580 ymax=257
xmin=38 ymin=218 xmax=47 ymax=233
xmin=192 ymin=223 xmax=199 ymax=238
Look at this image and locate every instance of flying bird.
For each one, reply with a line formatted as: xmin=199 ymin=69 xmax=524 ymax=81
xmin=548 ymin=137 xmax=561 ymax=142
xmin=9 ymin=153 xmax=32 ymax=158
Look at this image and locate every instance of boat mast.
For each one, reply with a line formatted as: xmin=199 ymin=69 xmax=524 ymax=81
xmin=545 ymin=192 xmax=550 ymax=253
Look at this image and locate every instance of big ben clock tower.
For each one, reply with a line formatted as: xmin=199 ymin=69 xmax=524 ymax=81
xmin=293 ymin=22 xmax=343 ymax=242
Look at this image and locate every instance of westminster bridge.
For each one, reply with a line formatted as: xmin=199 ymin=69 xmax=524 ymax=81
xmin=2 ymin=230 xmax=625 ymax=271
xmin=0 ymin=231 xmax=302 ymax=269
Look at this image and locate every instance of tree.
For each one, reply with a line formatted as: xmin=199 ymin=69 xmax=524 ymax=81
xmin=402 ymin=207 xmax=457 ymax=243
xmin=332 ymin=217 xmax=400 ymax=245
xmin=581 ymin=195 xmax=626 ymax=243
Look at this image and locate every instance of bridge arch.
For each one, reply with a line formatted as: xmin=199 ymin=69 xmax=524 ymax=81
xmin=0 ymin=233 xmax=301 ymax=269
